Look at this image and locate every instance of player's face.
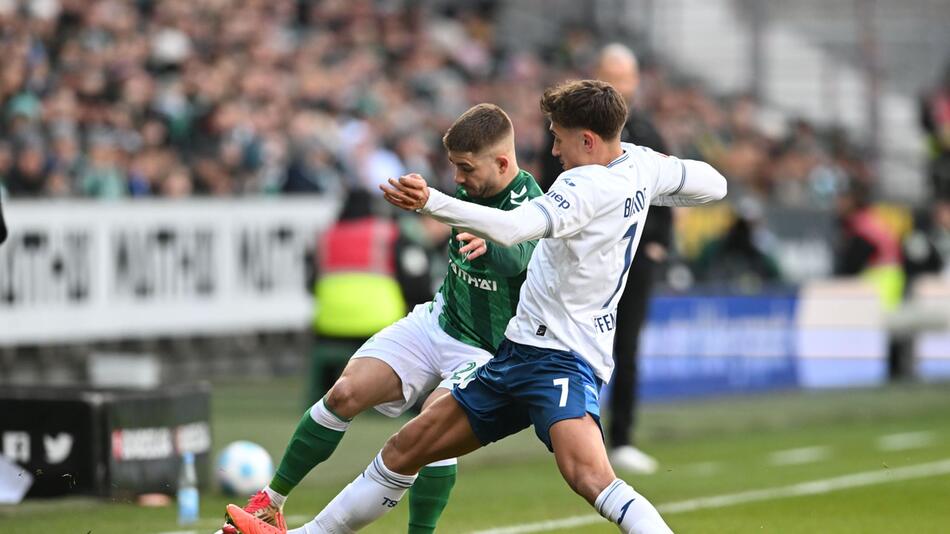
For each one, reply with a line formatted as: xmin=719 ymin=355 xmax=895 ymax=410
xmin=447 ymin=151 xmax=500 ymax=198
xmin=549 ymin=123 xmax=588 ymax=170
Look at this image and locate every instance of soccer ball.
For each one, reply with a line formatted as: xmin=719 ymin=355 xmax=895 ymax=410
xmin=216 ymin=440 xmax=274 ymax=496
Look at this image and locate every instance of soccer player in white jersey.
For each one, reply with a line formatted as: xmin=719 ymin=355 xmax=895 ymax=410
xmin=282 ymin=80 xmax=726 ymax=534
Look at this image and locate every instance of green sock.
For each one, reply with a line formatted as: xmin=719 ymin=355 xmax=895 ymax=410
xmin=268 ymin=400 xmax=349 ymax=496
xmin=408 ymin=463 xmax=457 ymax=533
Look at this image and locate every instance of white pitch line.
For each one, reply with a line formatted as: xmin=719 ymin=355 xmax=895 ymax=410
xmin=677 ymin=461 xmax=722 ymax=477
xmin=767 ymin=446 xmax=830 ymax=466
xmin=157 ymin=515 xmax=310 ymax=534
xmin=469 ymin=458 xmax=950 ymax=534
xmin=877 ymin=431 xmax=936 ymax=451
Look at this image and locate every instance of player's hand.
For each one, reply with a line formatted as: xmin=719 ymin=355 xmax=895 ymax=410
xmin=457 ymin=232 xmax=488 ymax=261
xmin=380 ymin=173 xmax=430 ymax=211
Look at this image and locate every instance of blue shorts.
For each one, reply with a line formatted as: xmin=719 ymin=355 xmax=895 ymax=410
xmin=451 ymin=339 xmax=603 ymax=451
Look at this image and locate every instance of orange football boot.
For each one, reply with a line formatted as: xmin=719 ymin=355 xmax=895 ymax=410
xmin=221 ymin=491 xmax=286 ymax=534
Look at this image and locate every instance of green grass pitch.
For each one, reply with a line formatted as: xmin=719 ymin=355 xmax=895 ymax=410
xmin=2 ymin=379 xmax=949 ymax=533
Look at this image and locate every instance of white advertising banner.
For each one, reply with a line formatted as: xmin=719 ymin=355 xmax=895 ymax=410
xmin=0 ymin=197 xmax=339 ymax=345
xmin=795 ymin=279 xmax=888 ymax=388
xmin=910 ymin=276 xmax=950 ymax=380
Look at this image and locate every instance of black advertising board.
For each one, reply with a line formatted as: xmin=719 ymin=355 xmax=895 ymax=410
xmin=0 ymin=392 xmax=105 ymax=497
xmin=107 ymin=385 xmax=212 ymax=495
xmin=0 ymin=383 xmax=210 ymax=498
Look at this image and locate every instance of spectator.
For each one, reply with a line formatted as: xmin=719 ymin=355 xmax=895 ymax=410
xmin=903 ymin=200 xmax=950 ymax=280
xmin=833 ymin=180 xmax=904 ymax=310
xmin=159 ymin=166 xmax=193 ymax=198
xmin=6 ymin=139 xmax=49 ymax=197
xmin=79 ymin=136 xmax=127 ymax=199
xmin=921 ymin=60 xmax=950 ymax=200
xmin=694 ymin=197 xmax=782 ymax=291
xmin=0 ymin=141 xmax=14 ymax=189
xmin=395 ymin=213 xmax=450 ymax=310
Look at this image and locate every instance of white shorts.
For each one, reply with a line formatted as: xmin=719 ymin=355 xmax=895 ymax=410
xmin=351 ymin=294 xmax=493 ymax=417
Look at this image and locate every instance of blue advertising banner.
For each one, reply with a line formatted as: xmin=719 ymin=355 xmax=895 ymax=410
xmin=631 ymin=292 xmax=799 ymax=401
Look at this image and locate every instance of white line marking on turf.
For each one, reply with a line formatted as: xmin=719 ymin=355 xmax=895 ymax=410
xmin=677 ymin=461 xmax=721 ymax=476
xmin=877 ymin=431 xmax=936 ymax=451
xmin=767 ymin=445 xmax=830 ymax=466
xmin=156 ymin=515 xmax=311 ymax=534
xmin=469 ymin=458 xmax=950 ymax=534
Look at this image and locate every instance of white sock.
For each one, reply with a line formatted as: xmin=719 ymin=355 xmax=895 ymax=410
xmin=595 ymin=479 xmax=673 ymax=534
xmin=425 ymin=458 xmax=458 ymax=468
xmin=310 ymin=398 xmax=352 ymax=431
xmin=263 ymin=486 xmax=286 ymax=509
xmin=289 ymin=452 xmax=417 ymax=534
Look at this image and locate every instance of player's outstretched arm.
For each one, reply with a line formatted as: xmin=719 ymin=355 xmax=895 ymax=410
xmin=422 ymin=189 xmax=547 ymax=248
xmin=651 ymin=158 xmax=728 ymax=207
xmin=381 ymin=174 xmax=548 ymax=248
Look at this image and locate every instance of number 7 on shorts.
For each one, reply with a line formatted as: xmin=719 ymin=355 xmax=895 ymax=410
xmin=553 ymin=377 xmax=569 ymax=407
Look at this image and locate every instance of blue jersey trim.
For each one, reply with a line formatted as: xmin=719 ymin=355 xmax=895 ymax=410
xmin=534 ymin=202 xmax=554 ymax=238
xmin=607 ymin=152 xmax=630 ymax=168
xmin=671 ymin=159 xmax=687 ymax=195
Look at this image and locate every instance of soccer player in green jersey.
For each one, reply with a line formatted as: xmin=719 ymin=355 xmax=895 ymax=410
xmin=222 ymin=103 xmax=542 ymax=534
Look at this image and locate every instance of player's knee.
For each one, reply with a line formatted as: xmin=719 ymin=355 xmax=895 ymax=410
xmin=325 ymin=378 xmax=367 ymax=419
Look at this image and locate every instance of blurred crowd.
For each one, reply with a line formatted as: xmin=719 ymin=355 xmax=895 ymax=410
xmin=0 ymin=0 xmax=875 ymax=205
xmin=0 ymin=0 xmax=947 ymax=287
xmin=0 ymin=0 xmax=476 ymax=198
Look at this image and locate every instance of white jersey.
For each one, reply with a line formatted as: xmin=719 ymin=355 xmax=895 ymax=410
xmin=421 ymin=142 xmax=726 ymax=382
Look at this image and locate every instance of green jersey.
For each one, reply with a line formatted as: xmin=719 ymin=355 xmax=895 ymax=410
xmin=437 ymin=170 xmax=543 ymax=352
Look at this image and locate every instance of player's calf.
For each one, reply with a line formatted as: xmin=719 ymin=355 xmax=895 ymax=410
xmin=382 ymin=418 xmax=435 ymax=474
xmin=408 ymin=389 xmax=461 ymax=534
xmin=549 ymin=417 xmax=673 ymax=533
xmin=563 ymin=467 xmax=617 ymax=506
xmin=382 ymin=393 xmax=482 ymax=474
xmin=550 ymin=416 xmax=617 ymax=503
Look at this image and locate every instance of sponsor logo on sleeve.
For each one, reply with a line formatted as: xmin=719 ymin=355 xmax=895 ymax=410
xmin=545 ymin=190 xmax=571 ymax=209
